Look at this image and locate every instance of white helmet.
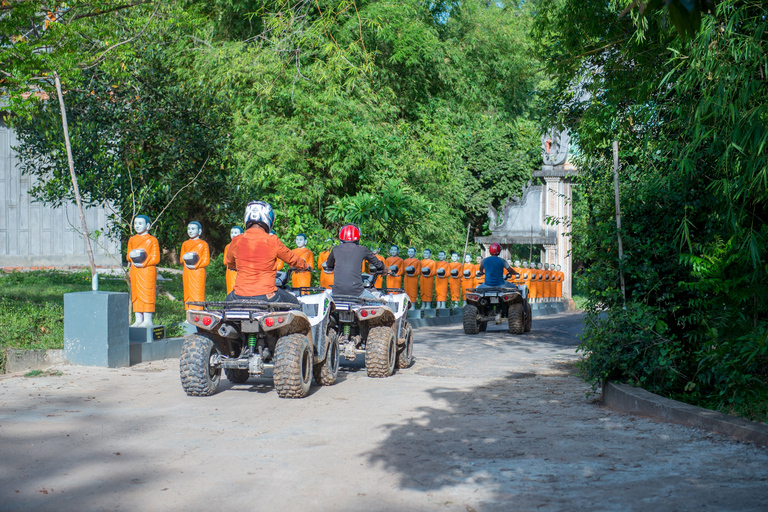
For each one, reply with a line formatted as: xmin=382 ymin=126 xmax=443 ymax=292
xmin=244 ymin=201 xmax=274 ymax=231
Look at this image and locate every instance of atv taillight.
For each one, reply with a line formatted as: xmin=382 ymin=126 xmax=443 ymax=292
xmin=502 ymin=295 xmax=512 ymax=301
xmin=277 ymin=316 xmax=285 ymax=324
xmin=361 ymin=310 xmax=368 ymax=317
xmin=194 ymin=315 xmax=200 ymax=322
xmin=264 ymin=317 xmax=275 ymax=327
xmin=369 ymin=309 xmax=376 ymax=315
xmin=202 ymin=316 xmax=212 ymax=326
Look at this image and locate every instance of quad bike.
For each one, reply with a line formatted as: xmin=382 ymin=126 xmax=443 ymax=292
xmin=329 ymin=272 xmax=414 ymax=378
xmin=463 ymin=272 xmax=531 ymax=335
xmin=180 ymin=269 xmax=337 ymax=398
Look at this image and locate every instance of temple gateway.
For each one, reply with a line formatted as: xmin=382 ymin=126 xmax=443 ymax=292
xmin=474 ymin=128 xmax=577 ymax=301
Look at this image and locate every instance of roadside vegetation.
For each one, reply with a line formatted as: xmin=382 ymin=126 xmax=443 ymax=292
xmin=534 ymin=0 xmax=768 ymax=422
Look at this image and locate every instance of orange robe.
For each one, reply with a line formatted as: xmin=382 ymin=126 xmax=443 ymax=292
xmin=318 ymin=251 xmax=333 ymax=289
xmin=291 ymin=247 xmax=314 ymax=288
xmin=371 ymin=254 xmax=386 ymax=288
xmin=556 ymin=271 xmax=564 ymax=299
xmin=223 ymin=243 xmax=237 ymax=295
xmin=462 ymin=262 xmax=475 ymax=298
xmin=419 ymin=258 xmax=436 ymax=303
xmin=531 ymin=269 xmax=542 ymax=300
xmin=385 ymin=255 xmax=404 ymax=289
xmin=448 ymin=261 xmax=463 ymax=301
xmin=403 ymin=258 xmax=421 ymax=304
xmin=544 ymin=270 xmax=556 ymax=299
xmin=274 ymin=258 xmax=285 ymax=271
xmin=522 ymin=268 xmax=533 ymax=298
xmin=474 ymin=263 xmax=485 ymax=288
xmin=508 ymin=266 xmax=523 ymax=286
xmin=181 ymin=238 xmax=210 ymax=311
xmin=126 ymin=233 xmax=160 ymax=313
xmin=434 ymin=260 xmax=450 ymax=301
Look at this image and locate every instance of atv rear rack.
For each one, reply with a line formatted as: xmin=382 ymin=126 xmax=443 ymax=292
xmin=186 ymin=300 xmax=300 ymax=312
xmin=331 ymin=294 xmax=389 ymax=305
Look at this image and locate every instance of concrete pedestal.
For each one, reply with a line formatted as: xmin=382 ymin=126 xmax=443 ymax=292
xmin=422 ymin=308 xmax=436 ymax=318
xmin=129 ymin=325 xmax=166 ymax=343
xmin=64 ymin=291 xmax=129 ymax=368
xmin=183 ymin=322 xmax=197 ymax=336
xmin=407 ymin=309 xmax=423 ymax=320
xmin=435 ymin=308 xmax=451 ymax=317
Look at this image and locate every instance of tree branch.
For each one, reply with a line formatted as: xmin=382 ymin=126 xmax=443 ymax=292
xmin=67 ymin=0 xmax=154 ymax=22
xmin=80 ymin=2 xmax=159 ymax=69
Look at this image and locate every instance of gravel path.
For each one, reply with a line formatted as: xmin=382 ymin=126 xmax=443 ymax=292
xmin=1 ymin=311 xmax=766 ymax=511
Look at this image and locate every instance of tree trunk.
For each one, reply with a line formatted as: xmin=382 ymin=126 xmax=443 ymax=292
xmin=54 ymin=73 xmax=97 ymax=278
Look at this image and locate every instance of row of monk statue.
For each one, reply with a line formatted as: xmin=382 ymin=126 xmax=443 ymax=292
xmin=125 ymin=216 xmax=565 ymax=327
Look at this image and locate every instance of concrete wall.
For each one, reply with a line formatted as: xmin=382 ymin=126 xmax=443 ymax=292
xmin=0 ymin=121 xmax=120 ymax=269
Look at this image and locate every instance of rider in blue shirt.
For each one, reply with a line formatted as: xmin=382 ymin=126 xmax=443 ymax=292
xmin=478 ymin=243 xmax=516 ymax=289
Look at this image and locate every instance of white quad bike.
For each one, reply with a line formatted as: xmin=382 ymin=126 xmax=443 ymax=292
xmin=180 ymin=269 xmax=338 ymax=399
xmin=330 ymin=272 xmax=414 ymax=378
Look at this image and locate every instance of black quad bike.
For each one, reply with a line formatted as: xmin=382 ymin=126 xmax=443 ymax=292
xmin=179 ymin=269 xmax=337 ymax=399
xmin=463 ymin=281 xmax=532 ymax=335
xmin=330 ymin=272 xmax=414 ymax=378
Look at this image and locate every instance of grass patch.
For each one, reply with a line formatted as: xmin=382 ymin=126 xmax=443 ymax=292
xmin=0 ymin=268 xmax=228 ymax=356
xmin=24 ymin=369 xmax=64 ymax=378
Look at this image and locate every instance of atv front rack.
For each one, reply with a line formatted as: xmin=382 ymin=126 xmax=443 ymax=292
xmin=186 ymin=300 xmax=300 ymax=312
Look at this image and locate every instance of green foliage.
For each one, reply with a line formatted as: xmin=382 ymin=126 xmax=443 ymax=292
xmin=579 ymin=303 xmax=684 ymax=392
xmin=4 ymin=0 xmax=544 ymax=258
xmin=535 ymin=0 xmax=768 ymax=421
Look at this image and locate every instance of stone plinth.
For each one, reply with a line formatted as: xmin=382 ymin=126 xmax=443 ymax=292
xmin=64 ymin=291 xmax=129 ymax=368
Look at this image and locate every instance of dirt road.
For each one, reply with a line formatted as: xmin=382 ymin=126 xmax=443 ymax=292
xmin=1 ymin=312 xmax=767 ymax=511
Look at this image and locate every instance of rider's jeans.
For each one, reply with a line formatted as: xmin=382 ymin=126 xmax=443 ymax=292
xmin=476 ymin=282 xmax=515 ymax=290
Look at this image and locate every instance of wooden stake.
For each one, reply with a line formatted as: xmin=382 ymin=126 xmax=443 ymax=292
xmin=54 ymin=73 xmax=97 ymax=278
xmin=613 ymin=140 xmax=626 ymax=305
xmin=462 ymin=222 xmax=471 ymax=262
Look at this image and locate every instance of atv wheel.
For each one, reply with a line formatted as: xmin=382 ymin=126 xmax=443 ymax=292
xmin=179 ymin=333 xmax=222 ymax=396
xmin=225 ymin=368 xmax=249 ymax=384
xmin=397 ymin=321 xmax=414 ymax=369
xmin=274 ymin=333 xmax=313 ymax=398
xmin=366 ymin=326 xmax=396 ymax=378
xmin=508 ymin=303 xmax=524 ymax=334
xmin=313 ymin=331 xmax=340 ymax=386
xmin=524 ymin=302 xmax=532 ymax=332
xmin=462 ymin=305 xmax=480 ymax=334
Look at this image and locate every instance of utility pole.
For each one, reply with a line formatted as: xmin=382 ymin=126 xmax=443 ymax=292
xmin=613 ymin=140 xmax=626 ymax=305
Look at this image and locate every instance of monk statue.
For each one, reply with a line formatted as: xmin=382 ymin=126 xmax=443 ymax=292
xmin=126 ymin=215 xmax=160 ymax=327
xmin=180 ymin=221 xmax=210 ymax=311
xmin=403 ymin=247 xmax=421 ymax=305
xmin=419 ymin=249 xmax=436 ymax=309
xmin=291 ymin=233 xmax=314 ymax=288
xmin=223 ymin=226 xmax=243 ymax=295
xmin=385 ymin=245 xmax=404 ymax=290
xmin=434 ymin=250 xmax=450 ymax=309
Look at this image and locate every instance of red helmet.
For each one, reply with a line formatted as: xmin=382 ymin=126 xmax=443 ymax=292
xmin=489 ymin=243 xmax=501 ymax=256
xmin=339 ymin=224 xmax=360 ymax=242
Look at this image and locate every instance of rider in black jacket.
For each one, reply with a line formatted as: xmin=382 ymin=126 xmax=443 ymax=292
xmin=325 ymin=224 xmax=385 ymax=297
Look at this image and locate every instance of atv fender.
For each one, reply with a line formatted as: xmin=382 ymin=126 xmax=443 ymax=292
xmin=313 ymin=304 xmax=335 ymax=361
xmin=272 ymin=313 xmax=313 ymax=346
